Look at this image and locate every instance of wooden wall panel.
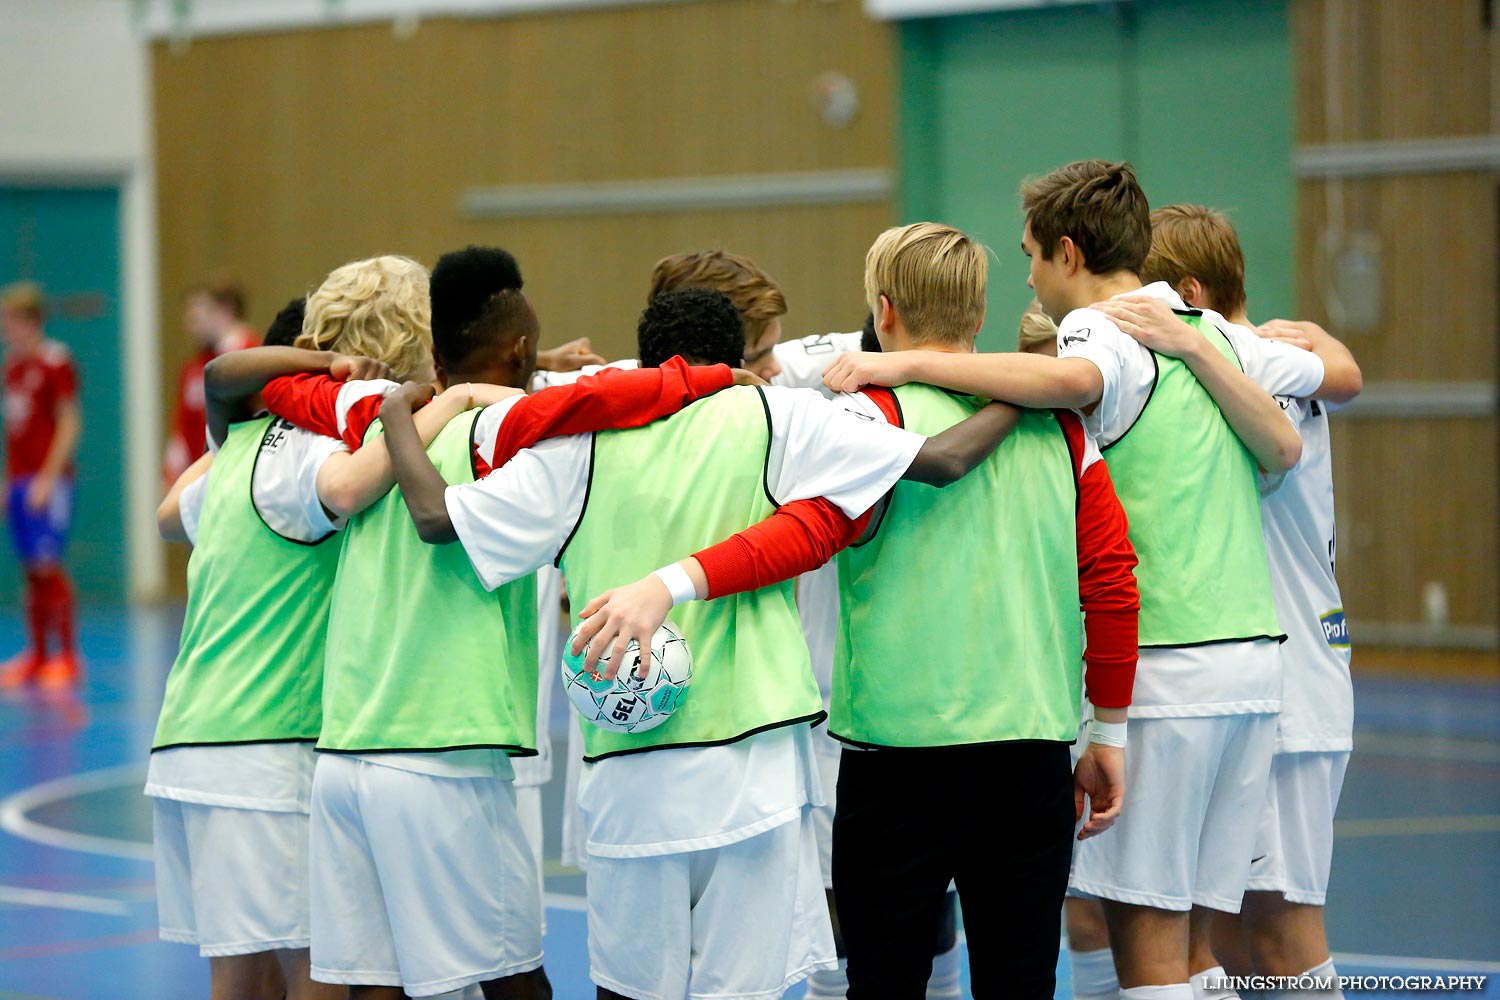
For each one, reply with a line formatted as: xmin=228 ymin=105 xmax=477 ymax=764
xmin=1293 ymin=0 xmax=1498 ymax=637
xmin=1294 ymin=0 xmax=1491 ymax=143
xmin=154 ymin=1 xmax=895 ymax=591
xmin=1330 ymin=420 xmax=1498 ymax=629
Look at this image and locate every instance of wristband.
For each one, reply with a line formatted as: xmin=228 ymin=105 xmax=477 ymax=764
xmin=466 ymin=383 xmax=473 ymax=409
xmin=653 ymin=563 xmax=698 ymax=607
xmin=1088 ymin=719 xmax=1127 ymax=748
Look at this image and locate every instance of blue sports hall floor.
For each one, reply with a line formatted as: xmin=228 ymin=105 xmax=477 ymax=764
xmin=1 ymin=607 xmax=1497 ymax=999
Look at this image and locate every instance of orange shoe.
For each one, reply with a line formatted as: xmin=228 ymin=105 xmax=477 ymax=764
xmin=0 ymin=651 xmax=45 ymax=688
xmin=35 ymin=652 xmax=81 ymax=690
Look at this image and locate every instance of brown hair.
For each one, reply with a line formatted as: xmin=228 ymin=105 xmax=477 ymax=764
xmin=1020 ymin=159 xmax=1151 ymax=276
xmin=864 ymin=223 xmax=988 ymax=347
xmin=185 ymin=274 xmax=248 ymax=320
xmin=0 ymin=281 xmax=45 ymax=323
xmin=648 ymin=249 xmax=786 ymax=345
xmin=1143 ymin=204 xmax=1247 ymax=319
xmin=1017 ymin=299 xmax=1057 ymax=354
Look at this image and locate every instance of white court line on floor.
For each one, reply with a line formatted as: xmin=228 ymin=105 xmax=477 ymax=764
xmin=1334 ymin=813 xmax=1500 ymax=838
xmin=544 ymin=892 xmax=588 ymax=913
xmin=0 ymin=764 xmax=153 ymax=861
xmin=0 ymin=884 xmax=130 ymax=916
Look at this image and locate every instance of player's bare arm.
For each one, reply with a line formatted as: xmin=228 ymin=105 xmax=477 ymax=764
xmin=536 ymin=336 xmax=606 ymax=372
xmin=156 ymin=451 xmax=213 ymax=543
xmin=905 ymin=400 xmax=1024 ymax=486
xmin=202 ymin=345 xmax=391 ymax=449
xmin=27 ymin=394 xmax=80 ymax=513
xmin=380 ymin=381 xmax=459 ymax=544
xmin=824 ymin=349 xmax=1102 ymax=411
xmin=1259 ymin=318 xmax=1363 ymax=404
xmin=1096 ymin=295 xmax=1301 ymax=473
xmin=315 ymin=382 xmax=521 ymax=518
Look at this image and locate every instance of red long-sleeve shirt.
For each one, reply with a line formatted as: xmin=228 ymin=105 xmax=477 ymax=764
xmin=690 ymin=389 xmax=1140 ymax=708
xmin=262 ymin=356 xmax=737 ymax=473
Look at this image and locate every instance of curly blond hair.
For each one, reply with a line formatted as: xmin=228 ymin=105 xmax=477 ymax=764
xmin=297 ymin=255 xmax=434 ymax=382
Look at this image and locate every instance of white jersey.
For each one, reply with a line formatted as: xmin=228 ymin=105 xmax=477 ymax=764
xmin=771 ymin=331 xmax=864 ymax=394
xmin=1058 ymin=282 xmax=1326 ymax=716
xmin=1259 ymin=398 xmax=1352 ymax=752
xmin=445 ymin=385 xmax=924 ymax=857
xmin=514 ymin=565 xmax=564 ymax=787
xmin=147 ymin=418 xmax=348 ymax=809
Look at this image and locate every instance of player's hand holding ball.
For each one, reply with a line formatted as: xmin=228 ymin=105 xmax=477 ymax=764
xmin=562 ymin=616 xmax=692 ymax=734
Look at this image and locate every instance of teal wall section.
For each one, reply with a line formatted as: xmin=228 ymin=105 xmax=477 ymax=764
xmin=0 ymin=186 xmax=125 ymax=603
xmin=899 ymin=0 xmax=1293 ymax=350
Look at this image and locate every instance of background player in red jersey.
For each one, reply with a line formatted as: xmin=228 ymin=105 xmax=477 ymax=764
xmin=163 ymin=275 xmax=261 ymax=483
xmin=0 ymin=282 xmax=82 ymax=688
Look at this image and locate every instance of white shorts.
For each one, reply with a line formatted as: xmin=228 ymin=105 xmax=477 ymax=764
xmin=1070 ymin=713 xmax=1277 ymax=913
xmin=811 ymin=743 xmax=840 ymax=890
xmin=587 ymin=808 xmax=836 ymax=1000
xmin=1245 ymin=750 xmax=1349 ymax=906
xmin=153 ymin=798 xmax=311 ymax=957
xmin=562 ymin=720 xmax=589 ymax=871
xmin=308 ymin=754 xmax=543 ymax=996
xmin=516 ymin=783 xmax=547 ymax=935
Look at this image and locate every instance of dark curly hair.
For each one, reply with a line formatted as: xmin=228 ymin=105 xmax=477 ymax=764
xmin=430 ymin=246 xmax=526 ymax=368
xmin=263 ymin=297 xmax=306 ymax=348
xmin=637 ymin=288 xmax=745 ymax=370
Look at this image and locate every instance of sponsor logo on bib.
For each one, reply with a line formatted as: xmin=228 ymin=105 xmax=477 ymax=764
xmin=1320 ymin=608 xmax=1350 ymax=648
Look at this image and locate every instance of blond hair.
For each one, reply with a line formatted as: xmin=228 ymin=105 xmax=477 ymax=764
xmin=0 ymin=281 xmax=45 ymax=323
xmin=1017 ymin=299 xmax=1057 ymax=354
xmin=648 ymin=249 xmax=787 ymax=346
xmin=864 ymin=222 xmax=987 ymax=347
xmin=297 ymin=255 xmax=433 ymax=382
xmin=1143 ymin=204 xmax=1247 ymax=318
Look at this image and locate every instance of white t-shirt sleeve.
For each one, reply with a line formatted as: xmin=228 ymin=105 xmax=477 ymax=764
xmin=1212 ymin=316 xmax=1325 ymax=400
xmin=251 ymin=421 xmax=348 ymax=542
xmin=770 ymin=331 xmax=865 ymax=394
xmin=333 ymin=378 xmax=401 ymax=440
xmin=444 ymin=435 xmax=592 ymax=591
xmin=1056 ymin=307 xmax=1154 ymax=446
xmin=179 ymin=472 xmax=210 ymax=546
xmin=470 ymin=395 xmax=528 ymax=468
xmin=760 ymin=386 xmax=924 ymax=518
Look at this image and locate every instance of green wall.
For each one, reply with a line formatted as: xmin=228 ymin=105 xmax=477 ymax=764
xmin=899 ymin=0 xmax=1293 ymax=350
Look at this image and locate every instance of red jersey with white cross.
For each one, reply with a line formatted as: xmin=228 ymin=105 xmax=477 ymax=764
xmin=3 ymin=339 xmax=79 ymax=477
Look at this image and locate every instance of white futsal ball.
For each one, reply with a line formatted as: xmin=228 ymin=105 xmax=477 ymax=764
xmin=562 ymin=619 xmax=693 ymax=733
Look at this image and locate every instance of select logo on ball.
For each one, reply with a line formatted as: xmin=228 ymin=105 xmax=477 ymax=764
xmin=562 ymin=619 xmax=694 ymax=734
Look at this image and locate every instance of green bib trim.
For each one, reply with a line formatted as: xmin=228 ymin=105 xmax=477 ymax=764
xmin=558 ymin=386 xmax=823 ymax=762
xmin=317 ymin=411 xmax=540 ymax=756
xmin=1101 ymin=310 xmax=1283 ymax=648
xmin=831 ymin=385 xmax=1084 ymax=749
xmin=152 ymin=415 xmax=341 ymax=751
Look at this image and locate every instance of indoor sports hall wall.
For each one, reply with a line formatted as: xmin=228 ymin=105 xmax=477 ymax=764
xmin=1291 ymin=0 xmax=1497 ymax=646
xmin=897 ymin=0 xmax=1295 ymax=353
xmin=893 ymin=0 xmax=1498 ymax=651
xmin=151 ymin=0 xmax=896 ymax=592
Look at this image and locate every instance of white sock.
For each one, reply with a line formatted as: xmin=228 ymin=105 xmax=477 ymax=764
xmin=926 ymin=941 xmax=962 ymax=999
xmin=806 ymin=961 xmax=848 ymax=1000
xmin=1069 ymin=945 xmax=1118 ymax=1000
xmin=1191 ymin=965 xmax=1240 ymax=1000
xmin=1265 ymin=958 xmax=1342 ymax=1000
xmin=1122 ymin=986 xmax=1195 ymax=1000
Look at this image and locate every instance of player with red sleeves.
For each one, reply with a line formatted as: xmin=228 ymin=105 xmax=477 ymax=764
xmin=163 ymin=277 xmax=260 ymax=484
xmin=1 ymin=282 xmax=83 ymax=688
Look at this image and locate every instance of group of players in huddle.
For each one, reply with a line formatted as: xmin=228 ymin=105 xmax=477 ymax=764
xmin=140 ymin=157 xmax=1359 ymax=1000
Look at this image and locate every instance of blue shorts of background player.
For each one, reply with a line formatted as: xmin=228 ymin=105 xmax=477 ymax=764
xmin=7 ymin=475 xmax=73 ymax=566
